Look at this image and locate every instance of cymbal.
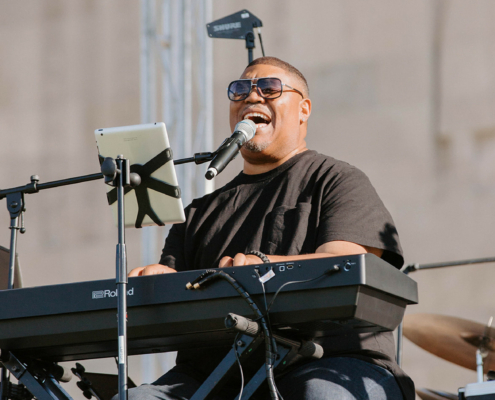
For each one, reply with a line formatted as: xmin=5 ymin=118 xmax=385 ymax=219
xmin=403 ymin=313 xmax=495 ymax=371
xmin=416 ymin=388 xmax=457 ymax=400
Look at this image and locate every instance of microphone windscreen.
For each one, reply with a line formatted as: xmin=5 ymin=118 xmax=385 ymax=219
xmin=235 ymin=119 xmax=256 ymax=141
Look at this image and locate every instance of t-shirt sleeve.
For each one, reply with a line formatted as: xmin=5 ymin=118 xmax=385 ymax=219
xmin=317 ymin=165 xmax=403 ymax=268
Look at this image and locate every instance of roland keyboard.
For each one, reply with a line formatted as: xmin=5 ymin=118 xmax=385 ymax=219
xmin=0 ymin=254 xmax=417 ymax=362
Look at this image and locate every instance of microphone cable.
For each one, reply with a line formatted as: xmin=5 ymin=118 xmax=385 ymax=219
xmin=249 ymin=264 xmax=341 ymax=399
xmin=264 ymin=265 xmax=340 ymax=316
xmin=187 ymin=270 xmax=280 ymax=400
xmin=186 ymin=264 xmax=340 ymax=399
xmin=255 ymin=268 xmax=283 ymax=400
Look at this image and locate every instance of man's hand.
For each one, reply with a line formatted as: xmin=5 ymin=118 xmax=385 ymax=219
xmin=217 ymin=241 xmax=383 ymax=269
xmin=219 ymin=253 xmax=265 ymax=268
xmin=128 ymin=264 xmax=176 ymax=277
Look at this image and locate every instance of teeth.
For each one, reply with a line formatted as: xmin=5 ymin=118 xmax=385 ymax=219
xmin=243 ymin=112 xmax=271 ymax=123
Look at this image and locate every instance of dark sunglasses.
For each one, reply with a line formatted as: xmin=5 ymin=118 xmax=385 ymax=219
xmin=227 ymin=77 xmax=304 ymax=101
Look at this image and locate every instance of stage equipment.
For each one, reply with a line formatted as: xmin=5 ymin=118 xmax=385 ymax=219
xmin=0 ymin=121 xmax=233 ymax=400
xmin=459 ymin=381 xmax=495 ymax=399
xmin=95 ymin=123 xmax=186 ymax=228
xmin=396 ymin=256 xmax=495 ymax=367
xmin=0 ymin=254 xmax=416 ymax=398
xmin=0 ymin=254 xmax=416 ymax=399
xmin=404 ymin=314 xmax=495 ymax=399
xmin=71 ymin=363 xmax=136 ymax=400
xmin=403 ymin=314 xmax=495 ymax=373
xmin=206 ymin=10 xmax=264 ymax=64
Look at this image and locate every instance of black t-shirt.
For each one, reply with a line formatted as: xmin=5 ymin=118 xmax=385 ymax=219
xmin=159 ymin=150 xmax=414 ymax=399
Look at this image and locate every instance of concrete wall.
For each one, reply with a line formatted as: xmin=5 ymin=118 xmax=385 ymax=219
xmin=1 ymin=0 xmax=495 ymax=397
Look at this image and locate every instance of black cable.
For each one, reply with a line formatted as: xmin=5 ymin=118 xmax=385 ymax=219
xmin=191 ymin=270 xmax=279 ymax=400
xmin=185 ymin=269 xmax=216 ymax=290
xmin=266 ymin=272 xmax=327 ymax=315
xmin=255 ymin=269 xmax=278 ymax=359
xmin=189 ymin=265 xmax=338 ymax=399
xmin=254 ymin=269 xmax=284 ymax=400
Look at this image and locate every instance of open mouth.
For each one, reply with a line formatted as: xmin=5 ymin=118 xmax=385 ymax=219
xmin=243 ymin=112 xmax=272 ymax=129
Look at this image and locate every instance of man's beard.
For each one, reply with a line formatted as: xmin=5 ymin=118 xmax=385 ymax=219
xmin=243 ymin=139 xmax=269 ymax=153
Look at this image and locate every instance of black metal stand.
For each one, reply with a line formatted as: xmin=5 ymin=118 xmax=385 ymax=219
xmin=396 ymin=256 xmax=495 ymax=367
xmin=245 ymin=32 xmax=255 ymax=64
xmin=0 ymin=173 xmax=104 ymax=295
xmin=190 ymin=314 xmax=323 ymax=400
xmin=109 ymin=156 xmax=131 ymax=400
xmin=401 ymin=256 xmax=495 ymax=274
xmin=100 ymin=155 xmax=139 ymax=400
xmin=2 ymin=353 xmax=73 ymax=400
xmin=0 ymin=173 xmax=103 ymax=400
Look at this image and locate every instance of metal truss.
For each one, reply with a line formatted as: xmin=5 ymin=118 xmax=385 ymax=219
xmin=139 ymin=0 xmax=213 ymax=381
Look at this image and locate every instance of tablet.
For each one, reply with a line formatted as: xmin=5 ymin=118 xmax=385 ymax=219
xmin=95 ymin=122 xmax=186 ymax=228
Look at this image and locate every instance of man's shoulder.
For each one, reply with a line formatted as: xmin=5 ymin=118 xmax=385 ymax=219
xmin=186 ymin=151 xmax=368 ymax=208
xmin=297 ymin=150 xmax=368 ymax=180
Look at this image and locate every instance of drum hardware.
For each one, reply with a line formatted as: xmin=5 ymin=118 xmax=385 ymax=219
xmin=403 ymin=314 xmax=495 ymax=373
xmin=397 ymin=256 xmax=495 ymax=367
xmin=458 ymin=381 xmax=495 ymax=399
xmin=404 ymin=314 xmax=495 ymax=399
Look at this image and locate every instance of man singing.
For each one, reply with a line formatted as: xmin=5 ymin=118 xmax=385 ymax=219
xmin=128 ymin=57 xmax=414 ymax=400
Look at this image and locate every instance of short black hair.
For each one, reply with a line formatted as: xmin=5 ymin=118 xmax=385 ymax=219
xmin=246 ymin=56 xmax=309 ymax=97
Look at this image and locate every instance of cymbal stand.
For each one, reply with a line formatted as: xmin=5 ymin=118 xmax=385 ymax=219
xmin=397 ymin=256 xmax=495 ymax=368
xmin=476 ymin=349 xmax=484 ymax=383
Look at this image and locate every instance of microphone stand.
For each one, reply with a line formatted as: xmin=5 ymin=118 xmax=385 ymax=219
xmin=99 ymin=156 xmax=133 ymax=400
xmin=98 ymin=151 xmax=216 ymax=400
xmin=396 ymin=256 xmax=495 ymax=367
xmin=0 ymin=172 xmax=102 ymax=400
xmin=0 ymin=173 xmax=104 ymax=291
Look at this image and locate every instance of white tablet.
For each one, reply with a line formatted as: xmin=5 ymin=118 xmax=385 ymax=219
xmin=95 ymin=122 xmax=186 ymax=228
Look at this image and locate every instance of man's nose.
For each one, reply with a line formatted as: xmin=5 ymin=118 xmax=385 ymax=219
xmin=244 ymin=85 xmax=264 ymax=102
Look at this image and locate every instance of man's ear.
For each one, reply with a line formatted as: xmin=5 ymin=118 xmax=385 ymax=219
xmin=299 ymin=98 xmax=312 ymax=123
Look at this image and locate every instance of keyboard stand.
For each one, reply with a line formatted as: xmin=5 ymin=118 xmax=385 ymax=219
xmin=190 ymin=314 xmax=323 ymax=400
xmin=2 ymin=352 xmax=73 ymax=400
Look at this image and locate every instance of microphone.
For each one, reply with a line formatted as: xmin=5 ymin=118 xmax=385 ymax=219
xmin=205 ymin=119 xmax=256 ymax=180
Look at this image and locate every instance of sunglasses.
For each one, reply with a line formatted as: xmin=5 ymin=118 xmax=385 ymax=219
xmin=227 ymin=77 xmax=304 ymax=101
